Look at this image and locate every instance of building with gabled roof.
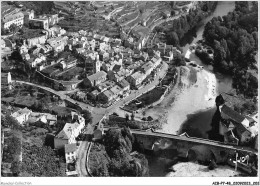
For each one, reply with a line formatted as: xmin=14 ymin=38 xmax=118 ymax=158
xmin=141 ymin=61 xmax=154 ymax=76
xmin=220 ymin=105 xmax=249 ymax=127
xmin=219 ymin=104 xmax=257 ymax=145
xmin=117 ymin=79 xmax=130 ymax=91
xmin=110 ymin=85 xmax=123 ymax=97
xmin=2 ymin=12 xmax=24 ymax=29
xmin=89 ymin=89 xmax=100 ymax=101
xmin=126 ymin=71 xmax=145 ymax=88
xmin=47 ymin=36 xmax=68 ymax=52
xmin=84 ymin=71 xmax=107 ymax=87
xmin=54 ymin=114 xmax=85 ymax=149
xmin=98 ymin=90 xmax=114 ymax=104
xmin=11 ymin=107 xmax=32 ymax=125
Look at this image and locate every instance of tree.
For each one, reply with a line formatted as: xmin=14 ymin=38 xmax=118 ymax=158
xmin=174 ymin=52 xmax=186 ymax=66
xmin=171 ymin=10 xmax=176 ymax=16
xmin=10 ymin=50 xmax=23 ymax=61
xmin=215 ymin=94 xmax=225 ymax=107
xmin=125 ymin=113 xmax=129 ymax=121
xmin=81 ymin=109 xmax=92 ymax=124
xmin=167 ymin=31 xmax=179 ymax=46
xmin=9 ymin=23 xmax=19 ymax=36
xmin=32 ymin=100 xmax=44 ymax=112
xmin=11 ymin=161 xmax=21 ymax=175
xmin=3 ymin=115 xmax=21 ymax=130
xmin=101 ymin=128 xmax=148 ymax=176
xmin=1 ymin=27 xmax=8 ymax=35
xmin=202 ymin=1 xmax=258 ymax=99
xmin=21 ymin=143 xmax=63 ymax=177
xmin=131 ymin=112 xmax=135 ymax=121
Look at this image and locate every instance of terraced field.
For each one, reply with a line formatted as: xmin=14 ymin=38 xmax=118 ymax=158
xmin=4 ymin=1 xmax=196 ymax=46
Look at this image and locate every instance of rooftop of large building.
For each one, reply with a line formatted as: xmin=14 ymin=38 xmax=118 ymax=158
xmin=87 ymin=71 xmax=107 ymax=82
xmin=118 ymin=79 xmax=130 ymax=89
xmin=220 ymin=105 xmax=246 ymax=124
xmin=141 ymin=61 xmax=154 ymax=71
xmin=56 ymin=123 xmax=80 ymax=140
xmin=130 ymin=71 xmax=144 ymax=80
xmin=2 ymin=12 xmax=24 ymax=23
xmin=110 ymin=85 xmax=123 ymax=95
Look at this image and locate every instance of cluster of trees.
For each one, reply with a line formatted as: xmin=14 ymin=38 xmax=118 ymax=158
xmin=203 ymin=1 xmax=258 ymax=98
xmin=81 ymin=109 xmax=93 ymax=125
xmin=234 ymin=100 xmax=258 ymax=116
xmin=1 ymin=115 xmax=21 ymax=130
xmin=1 ymin=23 xmax=20 ymax=35
xmin=11 ymin=1 xmax=56 ymax=16
xmin=172 ymin=51 xmax=186 ymax=66
xmin=2 ymin=132 xmax=22 ymax=175
xmin=89 ymin=127 xmax=149 ymax=177
xmin=21 ymin=142 xmax=65 ymax=176
xmin=155 ymin=1 xmax=217 ymax=47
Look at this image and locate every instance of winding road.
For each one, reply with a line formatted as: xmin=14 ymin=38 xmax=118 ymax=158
xmin=15 ymin=61 xmax=168 ymax=125
xmin=14 ymin=61 xmax=168 ymax=176
xmin=76 ymin=141 xmax=89 ymax=176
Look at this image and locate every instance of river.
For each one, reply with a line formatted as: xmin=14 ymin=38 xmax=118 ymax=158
xmin=148 ymin=1 xmax=236 ymax=176
xmin=178 ymin=1 xmax=235 ymax=139
xmin=182 ymin=1 xmax=236 ymax=54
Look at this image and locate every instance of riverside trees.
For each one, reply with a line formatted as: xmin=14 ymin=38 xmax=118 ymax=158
xmin=203 ymin=1 xmax=258 ymax=99
xmin=89 ymin=127 xmax=149 ymax=177
xmin=154 ymin=1 xmax=217 ymax=47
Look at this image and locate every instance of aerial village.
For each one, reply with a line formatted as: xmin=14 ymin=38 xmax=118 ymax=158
xmin=1 ymin=1 xmax=258 ymax=177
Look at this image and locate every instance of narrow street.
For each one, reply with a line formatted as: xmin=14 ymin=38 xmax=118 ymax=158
xmin=15 ymin=61 xmax=168 ymax=125
xmin=14 ymin=59 xmax=168 ymax=177
xmin=76 ymin=141 xmax=89 ymax=177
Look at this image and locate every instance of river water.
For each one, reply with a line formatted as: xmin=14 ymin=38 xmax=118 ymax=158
xmin=148 ymin=1 xmax=236 ymax=176
xmin=182 ymin=1 xmax=236 ymax=54
xmin=178 ymin=1 xmax=235 ymax=138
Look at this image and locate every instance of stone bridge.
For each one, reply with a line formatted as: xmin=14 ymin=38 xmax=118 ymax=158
xmin=104 ymin=127 xmax=257 ymax=170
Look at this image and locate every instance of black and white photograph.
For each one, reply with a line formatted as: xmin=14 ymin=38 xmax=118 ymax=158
xmin=1 ymin=0 xmax=259 ymax=185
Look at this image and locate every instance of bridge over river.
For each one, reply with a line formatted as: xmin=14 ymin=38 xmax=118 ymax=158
xmin=103 ymin=127 xmax=258 ymax=175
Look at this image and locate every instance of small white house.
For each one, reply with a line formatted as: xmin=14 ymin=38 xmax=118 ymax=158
xmin=11 ymin=107 xmax=32 ymax=125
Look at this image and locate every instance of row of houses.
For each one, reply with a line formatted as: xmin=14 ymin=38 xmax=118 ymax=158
xmin=10 ymin=107 xmax=57 ymax=126
xmin=8 ymin=107 xmax=84 ymax=175
xmin=126 ymin=57 xmax=161 ymax=88
xmin=84 ymin=57 xmax=161 ymax=89
xmin=83 ymin=71 xmax=130 ymax=104
xmin=79 ymin=56 xmax=161 ymax=104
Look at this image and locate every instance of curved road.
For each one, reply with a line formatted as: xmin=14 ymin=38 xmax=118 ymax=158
xmin=15 ymin=61 xmax=168 ymax=125
xmin=15 ymin=61 xmax=168 ymax=178
xmin=76 ymin=141 xmax=89 ymax=176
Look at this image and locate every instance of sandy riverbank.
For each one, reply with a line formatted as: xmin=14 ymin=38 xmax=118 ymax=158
xmin=111 ymin=64 xmax=218 ymax=135
xmin=143 ymin=65 xmax=217 ymax=134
